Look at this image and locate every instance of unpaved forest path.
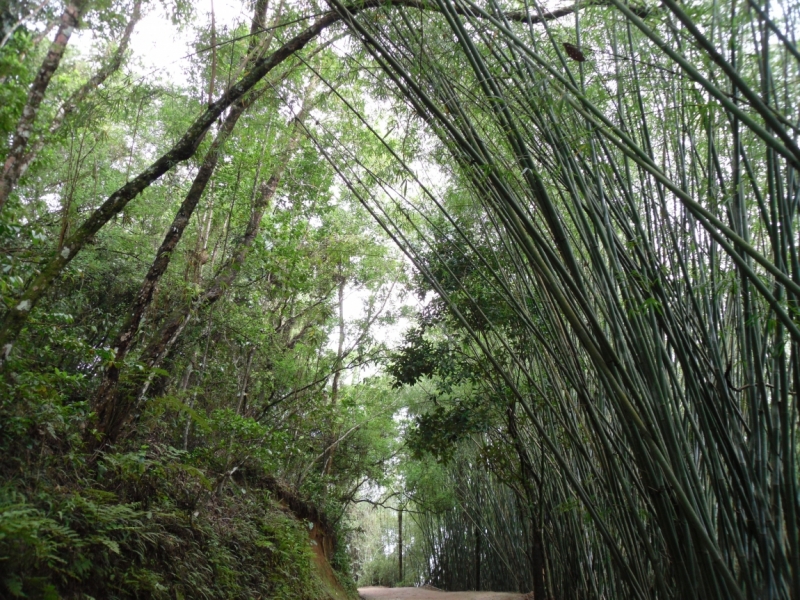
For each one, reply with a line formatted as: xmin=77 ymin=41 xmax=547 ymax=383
xmin=358 ymin=587 xmax=525 ymax=600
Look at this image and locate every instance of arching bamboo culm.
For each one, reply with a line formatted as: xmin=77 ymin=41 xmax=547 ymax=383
xmin=309 ymin=0 xmax=800 ymax=597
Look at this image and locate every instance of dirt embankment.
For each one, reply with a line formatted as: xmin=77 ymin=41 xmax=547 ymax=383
xmin=257 ymin=474 xmax=354 ymax=600
xmin=308 ymin=518 xmax=354 ymax=600
xmin=358 ymin=586 xmax=525 ymax=600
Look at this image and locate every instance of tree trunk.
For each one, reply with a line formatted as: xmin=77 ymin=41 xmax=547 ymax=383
xmin=507 ymin=403 xmax=547 ymax=598
xmin=531 ymin=524 xmax=546 ymax=600
xmin=0 ymin=0 xmax=88 ymax=211
xmin=92 ymin=100 xmax=249 ymax=441
xmin=180 ymin=355 xmax=196 ymax=451
xmin=236 ymin=347 xmax=256 ymax=416
xmin=2 ymin=0 xmax=142 ymax=204
xmin=0 ymin=10 xmax=340 ymax=361
xmin=134 ymin=171 xmax=283 ymax=402
xmin=0 ymin=0 xmax=571 ymax=363
xmin=96 ymin=106 xmax=307 ymax=444
xmin=474 ymin=524 xmax=481 ymax=591
xmin=89 ymin=0 xmax=298 ymax=441
xmin=323 ymin=273 xmax=347 ymax=475
xmin=130 ymin=98 xmax=310 ymax=408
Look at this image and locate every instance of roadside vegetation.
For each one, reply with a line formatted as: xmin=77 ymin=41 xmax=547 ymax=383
xmin=2 ymin=0 xmax=799 ymax=597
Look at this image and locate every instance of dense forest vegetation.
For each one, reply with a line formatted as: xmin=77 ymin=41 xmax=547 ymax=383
xmin=1 ymin=0 xmax=799 ymax=597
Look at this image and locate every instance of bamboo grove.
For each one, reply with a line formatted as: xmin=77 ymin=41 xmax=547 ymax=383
xmin=315 ymin=0 xmax=800 ymax=598
xmin=1 ymin=0 xmax=799 ymax=597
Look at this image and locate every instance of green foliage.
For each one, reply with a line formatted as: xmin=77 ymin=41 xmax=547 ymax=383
xmin=405 ymin=400 xmax=488 ymax=464
xmin=387 ymin=327 xmax=438 ymax=387
xmin=0 ymin=446 xmax=330 ymax=599
xmin=0 ymin=30 xmax=33 ymax=142
xmin=360 ymin=552 xmax=399 ymax=587
xmin=0 ymin=0 xmax=407 ymax=598
xmin=12 ymin=0 xmax=800 ymax=597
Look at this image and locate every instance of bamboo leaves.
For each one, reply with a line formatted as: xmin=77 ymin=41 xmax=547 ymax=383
xmin=321 ymin=0 xmax=800 ymax=597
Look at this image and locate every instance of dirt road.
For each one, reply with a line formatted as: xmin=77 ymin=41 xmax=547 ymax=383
xmin=358 ymin=587 xmax=525 ymax=600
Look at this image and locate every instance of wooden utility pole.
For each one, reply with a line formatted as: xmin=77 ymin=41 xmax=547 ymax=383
xmin=398 ymin=508 xmax=403 ymax=582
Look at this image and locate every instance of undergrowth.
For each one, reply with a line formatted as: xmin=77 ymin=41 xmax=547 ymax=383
xmin=0 ymin=391 xmax=335 ymax=600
